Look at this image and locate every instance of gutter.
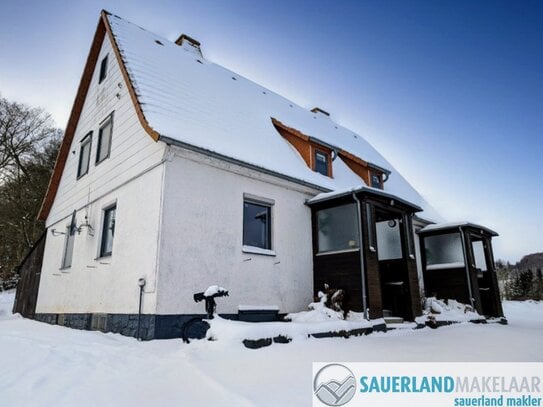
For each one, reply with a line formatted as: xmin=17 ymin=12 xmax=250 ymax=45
xmin=160 ymin=135 xmax=329 ymax=193
xmin=352 ymin=191 xmax=369 ymax=321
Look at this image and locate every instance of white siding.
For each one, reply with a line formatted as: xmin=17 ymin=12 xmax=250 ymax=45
xmin=46 ymin=34 xmax=166 ymax=228
xmin=36 ymin=34 xmax=166 ymax=314
xmin=36 ymin=164 xmax=164 ymax=314
xmin=156 ymin=147 xmax=318 ymax=315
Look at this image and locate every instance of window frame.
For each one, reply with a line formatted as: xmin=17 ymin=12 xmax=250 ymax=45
xmin=98 ymin=54 xmax=108 ymax=84
xmin=370 ymin=171 xmax=383 ymax=189
xmin=60 ymin=211 xmax=77 ymax=270
xmin=99 ymin=204 xmax=116 ymax=258
xmin=242 ymin=196 xmax=274 ymax=254
xmin=313 ymin=148 xmax=331 ymax=177
xmin=77 ymin=132 xmax=93 ymax=179
xmin=96 ymin=112 xmax=114 ymax=165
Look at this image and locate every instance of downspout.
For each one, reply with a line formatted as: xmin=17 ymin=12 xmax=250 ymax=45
xmin=352 ymin=192 xmax=369 ymax=320
xmin=459 ymin=227 xmax=475 ymax=309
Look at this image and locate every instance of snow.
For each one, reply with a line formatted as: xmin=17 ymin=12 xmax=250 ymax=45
xmin=426 ymin=262 xmax=465 ymax=270
xmin=106 ymin=14 xmax=442 ymax=223
xmin=423 ymin=297 xmax=483 ymax=322
xmin=2 ymin=290 xmax=542 ymax=406
xmin=420 ymin=222 xmax=498 ymax=235
xmin=238 ymin=305 xmax=279 ymax=311
xmin=203 ymin=285 xmax=227 ymax=297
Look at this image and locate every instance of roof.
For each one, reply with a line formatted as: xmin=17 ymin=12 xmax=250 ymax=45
xmin=419 ymin=222 xmax=498 ymax=236
xmin=39 ymin=11 xmax=442 ymax=223
xmin=306 ymin=186 xmax=423 ymax=212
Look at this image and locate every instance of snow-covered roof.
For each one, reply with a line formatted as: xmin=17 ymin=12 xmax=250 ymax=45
xmin=306 ymin=185 xmax=423 ymax=212
xmin=420 ymin=222 xmax=498 ymax=236
xmin=105 ymin=13 xmax=441 ymax=222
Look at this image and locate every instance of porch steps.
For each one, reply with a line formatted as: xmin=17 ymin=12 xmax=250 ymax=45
xmin=383 ymin=316 xmax=404 ymax=324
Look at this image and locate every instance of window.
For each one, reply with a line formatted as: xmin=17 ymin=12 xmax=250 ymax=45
xmin=99 ymin=55 xmax=108 ymax=84
xmin=472 ymin=240 xmax=487 ymax=272
xmin=100 ymin=205 xmax=116 ymax=257
xmin=317 ymin=204 xmax=359 ymax=253
xmin=314 ymin=150 xmax=329 ymax=176
xmin=424 ymin=233 xmax=464 ymax=269
xmin=61 ymin=211 xmax=77 ymax=269
xmin=376 ymin=218 xmax=403 ymax=260
xmin=96 ymin=113 xmax=113 ymax=164
xmin=370 ymin=172 xmax=382 ymax=189
xmin=77 ymin=132 xmax=92 ymax=178
xmin=243 ymin=200 xmax=272 ymax=250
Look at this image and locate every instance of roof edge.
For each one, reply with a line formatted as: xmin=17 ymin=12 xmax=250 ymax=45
xmin=38 ymin=11 xmax=160 ymax=221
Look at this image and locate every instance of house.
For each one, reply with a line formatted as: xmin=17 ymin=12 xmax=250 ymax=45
xmin=13 ymin=11 xmax=504 ymax=339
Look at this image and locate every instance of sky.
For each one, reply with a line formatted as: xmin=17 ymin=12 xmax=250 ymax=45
xmin=0 ymin=0 xmax=541 ymax=262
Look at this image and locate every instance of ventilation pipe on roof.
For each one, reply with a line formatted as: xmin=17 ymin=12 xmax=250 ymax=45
xmin=311 ymin=107 xmax=330 ymax=118
xmin=175 ymin=34 xmax=203 ymax=58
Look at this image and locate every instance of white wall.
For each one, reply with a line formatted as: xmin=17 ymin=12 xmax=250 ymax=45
xmin=36 ymin=165 xmax=164 ymax=314
xmin=156 ymin=147 xmax=319 ymax=315
xmin=45 ymin=34 xmax=165 ymax=228
xmin=36 ymin=33 xmax=166 ymax=315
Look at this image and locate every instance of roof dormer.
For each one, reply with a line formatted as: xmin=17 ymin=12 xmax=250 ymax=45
xmin=175 ymin=34 xmax=203 ymax=58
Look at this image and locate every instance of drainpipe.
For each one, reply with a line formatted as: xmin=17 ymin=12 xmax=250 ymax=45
xmin=137 ymin=278 xmax=146 ymax=340
xmin=352 ymin=192 xmax=369 ymax=321
xmin=459 ymin=227 xmax=475 ymax=309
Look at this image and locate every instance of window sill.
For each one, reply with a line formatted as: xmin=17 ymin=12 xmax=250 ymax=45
xmin=95 ymin=254 xmax=112 ymax=261
xmin=59 ymin=267 xmax=71 ymax=272
xmin=316 ymin=248 xmax=360 ymax=256
xmin=242 ymin=245 xmax=276 ymax=257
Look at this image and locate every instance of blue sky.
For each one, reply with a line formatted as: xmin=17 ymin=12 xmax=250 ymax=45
xmin=0 ymin=0 xmax=541 ymax=262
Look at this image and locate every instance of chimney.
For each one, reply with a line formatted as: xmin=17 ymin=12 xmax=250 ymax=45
xmin=311 ymin=107 xmax=330 ymax=117
xmin=175 ymin=34 xmax=203 ymax=58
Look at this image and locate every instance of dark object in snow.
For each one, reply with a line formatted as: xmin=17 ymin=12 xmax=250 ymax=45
xmin=243 ymin=338 xmax=273 ymax=349
xmin=181 ymin=317 xmax=211 ymax=344
xmin=273 ymin=335 xmax=291 ymax=344
xmin=193 ymin=288 xmax=229 ymax=319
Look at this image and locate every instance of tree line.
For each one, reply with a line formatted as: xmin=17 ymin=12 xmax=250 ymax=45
xmin=0 ymin=94 xmax=61 ymax=286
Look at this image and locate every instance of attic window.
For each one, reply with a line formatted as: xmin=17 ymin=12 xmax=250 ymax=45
xmin=370 ymin=172 xmax=383 ymax=189
xmin=98 ymin=55 xmax=108 ymax=84
xmin=314 ymin=150 xmax=330 ymax=177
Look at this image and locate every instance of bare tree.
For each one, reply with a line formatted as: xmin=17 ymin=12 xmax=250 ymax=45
xmin=0 ymin=95 xmax=61 ymax=282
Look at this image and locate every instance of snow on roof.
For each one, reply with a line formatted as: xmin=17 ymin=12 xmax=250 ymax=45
xmin=107 ymin=13 xmax=442 ymax=222
xmin=420 ymin=222 xmax=498 ymax=236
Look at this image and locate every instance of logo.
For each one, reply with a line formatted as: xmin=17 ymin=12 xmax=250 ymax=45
xmin=314 ymin=363 xmax=356 ymax=406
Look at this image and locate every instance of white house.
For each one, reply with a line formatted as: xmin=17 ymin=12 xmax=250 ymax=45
xmin=14 ymin=11 xmax=503 ymax=339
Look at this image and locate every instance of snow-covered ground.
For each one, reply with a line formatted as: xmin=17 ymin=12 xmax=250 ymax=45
xmin=1 ymin=290 xmax=542 ymax=407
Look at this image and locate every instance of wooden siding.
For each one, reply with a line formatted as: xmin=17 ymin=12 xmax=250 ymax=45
xmin=13 ymin=233 xmax=46 ymax=318
xmin=45 ymin=30 xmax=166 ymax=227
xmin=313 ymin=251 xmax=364 ymax=312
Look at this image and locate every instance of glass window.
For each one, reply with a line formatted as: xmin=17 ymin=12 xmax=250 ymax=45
xmin=61 ymin=212 xmax=77 ymax=269
xmin=77 ymin=132 xmax=92 ymax=178
xmin=376 ymin=218 xmax=403 ymax=260
xmin=243 ymin=201 xmax=271 ymax=250
xmin=317 ymin=204 xmax=359 ymax=253
xmin=425 ymin=233 xmax=464 ymax=268
xmin=314 ymin=150 xmax=329 ymax=176
xmin=370 ymin=172 xmax=382 ymax=189
xmin=96 ymin=113 xmax=113 ymax=164
xmin=100 ymin=205 xmax=116 ymax=257
xmin=472 ymin=240 xmax=487 ymax=272
xmin=99 ymin=55 xmax=108 ymax=84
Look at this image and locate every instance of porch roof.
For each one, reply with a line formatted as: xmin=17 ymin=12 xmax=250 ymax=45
xmin=306 ymin=185 xmax=423 ymax=212
xmin=419 ymin=222 xmax=498 ymax=236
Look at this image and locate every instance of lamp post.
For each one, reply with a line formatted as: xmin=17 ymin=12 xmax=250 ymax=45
xmin=137 ymin=278 xmax=146 ymax=341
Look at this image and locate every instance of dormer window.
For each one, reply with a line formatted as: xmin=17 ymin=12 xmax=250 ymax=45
xmin=99 ymin=55 xmax=108 ymax=84
xmin=314 ymin=150 xmax=330 ymax=176
xmin=370 ymin=172 xmax=383 ymax=189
